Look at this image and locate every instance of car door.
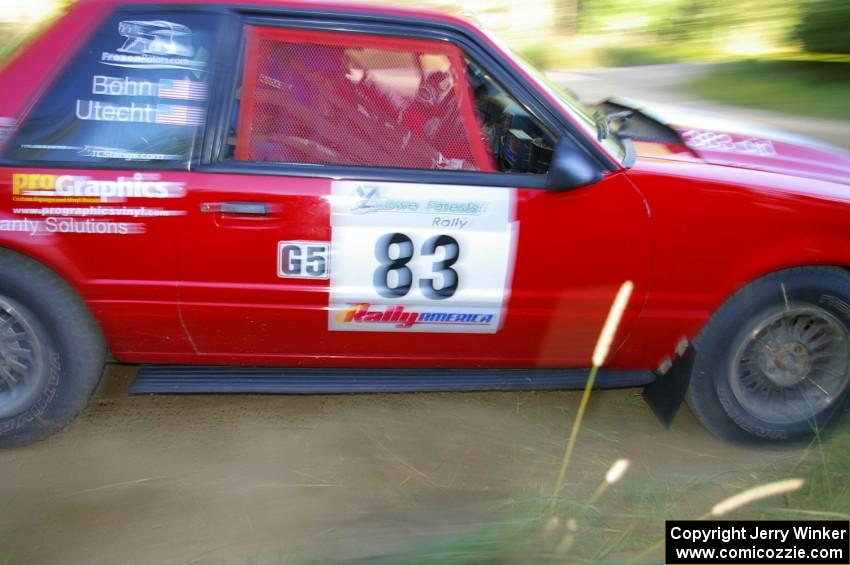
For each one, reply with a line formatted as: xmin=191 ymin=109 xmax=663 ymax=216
xmin=0 ymin=8 xmax=223 ymax=358
xmin=177 ymin=18 xmax=651 ymax=368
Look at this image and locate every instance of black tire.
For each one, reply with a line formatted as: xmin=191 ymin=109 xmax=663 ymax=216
xmin=0 ymin=249 xmax=105 ymax=447
xmin=688 ymin=266 xmax=850 ymax=443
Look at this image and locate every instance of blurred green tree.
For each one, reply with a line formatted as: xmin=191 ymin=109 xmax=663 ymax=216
xmin=556 ymin=0 xmax=582 ymax=33
xmin=571 ymin=0 xmax=801 ymax=55
xmin=795 ymin=0 xmax=850 ymax=54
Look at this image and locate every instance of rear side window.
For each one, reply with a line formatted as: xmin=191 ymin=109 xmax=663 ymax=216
xmin=4 ymin=10 xmax=220 ymax=167
xmin=231 ymin=27 xmax=496 ymax=172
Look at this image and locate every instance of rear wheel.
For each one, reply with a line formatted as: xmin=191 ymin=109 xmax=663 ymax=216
xmin=0 ymin=249 xmax=105 ymax=447
xmin=687 ymin=267 xmax=850 ymax=442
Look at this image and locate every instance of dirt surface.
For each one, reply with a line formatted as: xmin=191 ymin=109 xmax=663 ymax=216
xmin=0 ymin=365 xmax=818 ymax=564
xmin=2 ymin=65 xmax=849 ymax=565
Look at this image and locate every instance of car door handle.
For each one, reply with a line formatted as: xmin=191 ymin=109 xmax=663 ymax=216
xmin=200 ymin=201 xmax=270 ymax=216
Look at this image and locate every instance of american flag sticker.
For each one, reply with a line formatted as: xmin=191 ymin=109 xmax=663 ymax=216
xmin=158 ymin=78 xmax=207 ymax=101
xmin=155 ymin=104 xmax=205 ymax=126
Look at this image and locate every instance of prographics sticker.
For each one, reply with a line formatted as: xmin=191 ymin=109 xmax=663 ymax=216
xmin=0 ymin=217 xmax=145 ymax=235
xmin=11 ymin=172 xmax=186 ymax=203
xmin=329 ymin=181 xmax=518 ymax=334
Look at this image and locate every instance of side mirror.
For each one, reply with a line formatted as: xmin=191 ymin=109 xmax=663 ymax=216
xmin=546 ymin=138 xmax=602 ymax=191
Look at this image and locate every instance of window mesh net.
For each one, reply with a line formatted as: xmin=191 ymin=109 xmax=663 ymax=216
xmin=235 ymin=27 xmax=493 ymax=171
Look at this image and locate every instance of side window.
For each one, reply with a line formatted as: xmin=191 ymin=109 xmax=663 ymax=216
xmin=467 ymin=60 xmax=555 ymax=175
xmin=4 ymin=11 xmax=219 ymax=166
xmin=228 ymin=27 xmax=555 ymax=174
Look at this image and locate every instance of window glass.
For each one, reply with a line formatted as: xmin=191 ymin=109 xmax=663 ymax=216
xmin=4 ymin=11 xmax=219 ymax=166
xmin=230 ymin=27 xmax=555 ymax=175
xmin=466 ymin=59 xmax=555 ymax=175
xmin=232 ymin=27 xmax=494 ymax=172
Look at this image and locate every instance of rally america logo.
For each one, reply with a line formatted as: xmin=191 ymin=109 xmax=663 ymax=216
xmin=336 ymin=303 xmax=496 ymax=329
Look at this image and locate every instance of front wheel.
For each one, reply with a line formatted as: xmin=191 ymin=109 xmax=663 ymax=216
xmin=687 ymin=267 xmax=850 ymax=443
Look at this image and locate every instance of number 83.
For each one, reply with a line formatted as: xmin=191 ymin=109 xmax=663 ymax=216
xmin=374 ymin=232 xmax=460 ymax=300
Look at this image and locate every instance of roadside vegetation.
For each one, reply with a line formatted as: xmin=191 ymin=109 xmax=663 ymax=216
xmin=0 ymin=4 xmax=68 ymax=65
xmin=511 ymin=0 xmax=850 ymax=121
xmin=685 ymin=59 xmax=850 ymax=121
xmin=0 ymin=23 xmax=30 ymax=62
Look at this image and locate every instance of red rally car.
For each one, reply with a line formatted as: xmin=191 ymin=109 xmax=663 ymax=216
xmin=1 ymin=0 xmax=850 ymax=446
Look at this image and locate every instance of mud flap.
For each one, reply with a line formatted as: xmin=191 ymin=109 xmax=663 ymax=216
xmin=643 ymin=344 xmax=695 ymax=427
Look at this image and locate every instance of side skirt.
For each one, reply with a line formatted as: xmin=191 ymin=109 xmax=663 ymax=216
xmin=130 ymin=366 xmax=656 ymax=395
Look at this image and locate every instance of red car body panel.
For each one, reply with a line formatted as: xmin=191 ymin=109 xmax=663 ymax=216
xmin=170 ymin=170 xmax=650 ymax=367
xmin=1 ymin=0 xmax=850 ymax=375
xmin=617 ymin=146 xmax=850 ymax=368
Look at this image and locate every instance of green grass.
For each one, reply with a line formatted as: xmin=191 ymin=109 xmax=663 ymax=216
xmin=782 ymin=422 xmax=850 ymax=518
xmin=338 ymin=414 xmax=850 ymax=565
xmin=686 ymin=59 xmax=850 ymax=121
xmin=594 ymin=46 xmax=687 ymax=67
xmin=515 ymin=41 xmax=713 ymax=70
